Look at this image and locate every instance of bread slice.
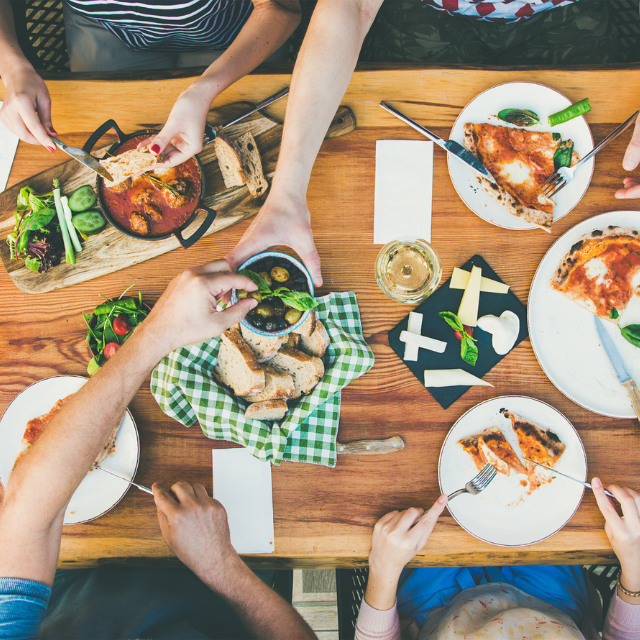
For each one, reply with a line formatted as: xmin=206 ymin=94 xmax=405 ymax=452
xmin=240 ymin=324 xmax=287 ymax=362
xmin=270 ymin=347 xmax=324 ymax=397
xmin=242 ymin=365 xmax=295 ymax=402
xmin=284 ymin=333 xmax=300 ymax=349
xmin=236 ymin=132 xmax=268 ymax=198
xmin=214 ymin=329 xmax=265 ymax=396
xmin=245 ymin=399 xmax=288 ymax=421
xmin=293 ymin=309 xmax=317 ymax=338
xmin=299 ymin=320 xmax=330 ymax=358
xmin=101 ymin=146 xmax=161 ymax=187
xmin=214 ymin=133 xmax=245 ymax=188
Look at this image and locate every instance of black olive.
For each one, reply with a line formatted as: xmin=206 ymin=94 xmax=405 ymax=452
xmin=295 ymin=273 xmax=306 ymax=283
xmin=265 ymin=321 xmax=278 ymax=332
xmin=278 ymin=319 xmax=287 ymax=329
xmin=252 ymin=316 xmax=265 ymax=328
xmin=271 ymin=297 xmax=285 ymax=310
xmin=291 ymin=282 xmax=306 ymax=292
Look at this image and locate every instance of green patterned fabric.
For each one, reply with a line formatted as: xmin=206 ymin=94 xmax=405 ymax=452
xmin=150 ymin=292 xmax=374 ymax=467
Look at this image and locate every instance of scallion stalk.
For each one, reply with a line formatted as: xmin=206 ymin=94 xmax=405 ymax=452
xmin=61 ymin=195 xmax=83 ymax=254
xmin=52 ymin=178 xmax=75 ymax=265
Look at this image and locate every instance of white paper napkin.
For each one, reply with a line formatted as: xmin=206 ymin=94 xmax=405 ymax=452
xmin=211 ymin=448 xmax=274 ymax=554
xmin=374 ymin=140 xmax=434 ymax=244
xmin=0 ymin=102 xmax=19 ymax=192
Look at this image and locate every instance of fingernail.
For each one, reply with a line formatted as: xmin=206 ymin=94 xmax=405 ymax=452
xmin=150 ymin=144 xmax=161 ymax=154
xmin=592 ymin=477 xmax=601 ymax=489
xmin=50 ymin=129 xmax=58 ymax=136
xmin=438 ymin=494 xmax=448 ymax=504
xmin=246 ymin=299 xmax=258 ymax=310
xmin=47 ymin=146 xmax=55 ymax=153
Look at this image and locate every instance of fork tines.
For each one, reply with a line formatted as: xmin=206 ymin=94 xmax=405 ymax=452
xmin=539 ymin=172 xmax=565 ymax=198
xmin=472 ymin=463 xmax=497 ymax=490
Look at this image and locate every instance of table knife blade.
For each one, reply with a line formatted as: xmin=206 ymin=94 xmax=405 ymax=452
xmin=524 ymin=458 xmax=615 ymax=499
xmin=94 ymin=465 xmax=153 ymax=495
xmin=337 ymin=435 xmax=405 ymax=455
xmin=51 ymin=136 xmax=113 ymax=181
xmin=594 ymin=316 xmax=640 ymax=421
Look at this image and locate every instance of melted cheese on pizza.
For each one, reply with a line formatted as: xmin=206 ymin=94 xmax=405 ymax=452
xmin=502 ymin=411 xmax=566 ymax=469
xmin=459 ymin=426 xmax=527 ymax=477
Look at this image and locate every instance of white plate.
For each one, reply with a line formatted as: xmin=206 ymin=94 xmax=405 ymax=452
xmin=529 ymin=211 xmax=640 ymax=418
xmin=448 ymin=81 xmax=594 ymax=230
xmin=0 ymin=376 xmax=139 ymax=525
xmin=438 ymin=396 xmax=586 ymax=547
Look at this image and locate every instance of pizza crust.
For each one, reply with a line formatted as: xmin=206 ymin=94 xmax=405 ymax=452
xmin=463 ymin=123 xmax=553 ymax=232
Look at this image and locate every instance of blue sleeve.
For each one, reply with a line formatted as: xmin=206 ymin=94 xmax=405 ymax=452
xmin=0 ymin=578 xmax=51 ymax=640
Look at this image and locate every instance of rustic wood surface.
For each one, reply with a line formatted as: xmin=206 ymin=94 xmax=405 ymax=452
xmin=1 ymin=65 xmax=640 ymax=569
xmin=0 ymin=102 xmax=355 ymax=294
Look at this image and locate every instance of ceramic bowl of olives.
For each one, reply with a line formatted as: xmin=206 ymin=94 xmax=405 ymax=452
xmin=232 ymin=251 xmax=317 ymax=336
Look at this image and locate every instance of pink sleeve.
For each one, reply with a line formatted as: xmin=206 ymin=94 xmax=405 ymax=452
xmin=354 ymin=599 xmax=401 ymax=640
xmin=603 ymin=594 xmax=640 ymax=640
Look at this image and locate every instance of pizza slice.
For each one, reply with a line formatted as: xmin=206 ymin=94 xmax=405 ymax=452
xmin=550 ymin=226 xmax=640 ymax=321
xmin=459 ymin=426 xmax=527 ymax=477
xmin=463 ymin=123 xmax=578 ymax=232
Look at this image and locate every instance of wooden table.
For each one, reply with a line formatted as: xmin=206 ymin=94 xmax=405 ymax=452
xmin=1 ymin=64 xmax=639 ymax=569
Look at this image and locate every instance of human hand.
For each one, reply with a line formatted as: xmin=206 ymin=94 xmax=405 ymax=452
xmin=592 ymin=477 xmax=640 ymax=600
xmin=143 ymin=259 xmax=258 ymax=354
xmin=152 ymin=481 xmax=243 ymax=589
xmin=0 ymin=62 xmax=56 ymax=149
xmin=140 ymin=83 xmax=212 ymax=168
xmin=226 ymin=189 xmax=323 ymax=287
xmin=616 ymin=113 xmax=640 ymax=198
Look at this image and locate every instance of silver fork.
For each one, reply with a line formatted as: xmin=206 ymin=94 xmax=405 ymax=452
xmin=539 ymin=110 xmax=639 ymax=199
xmin=448 ymin=463 xmax=497 ymax=501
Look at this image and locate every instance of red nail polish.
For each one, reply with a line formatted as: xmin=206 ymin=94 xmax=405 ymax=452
xmin=50 ymin=130 xmax=58 ymax=136
xmin=47 ymin=146 xmax=55 ymax=153
xmin=150 ymin=144 xmax=161 ymax=154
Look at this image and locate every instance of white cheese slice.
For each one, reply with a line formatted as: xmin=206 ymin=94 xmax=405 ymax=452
xmin=450 ymin=267 xmax=509 ymax=294
xmin=457 ymin=265 xmax=482 ymax=327
xmin=424 ymin=369 xmax=493 ymax=388
xmin=403 ymin=312 xmax=423 ymax=361
xmin=400 ymin=331 xmax=447 ymax=354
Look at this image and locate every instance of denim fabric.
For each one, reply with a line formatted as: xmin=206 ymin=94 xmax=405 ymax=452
xmin=0 ymin=578 xmax=51 ymax=640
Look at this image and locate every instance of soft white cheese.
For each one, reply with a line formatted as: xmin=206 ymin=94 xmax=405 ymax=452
xmin=403 ymin=312 xmax=423 ymax=361
xmin=400 ymin=331 xmax=447 ymax=354
xmin=584 ymin=257 xmax=609 ymax=286
xmin=499 ymin=159 xmax=531 ymax=185
xmin=423 ymin=369 xmax=493 ymax=388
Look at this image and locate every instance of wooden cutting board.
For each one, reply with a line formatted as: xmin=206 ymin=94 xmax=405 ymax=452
xmin=0 ymin=102 xmax=355 ymax=294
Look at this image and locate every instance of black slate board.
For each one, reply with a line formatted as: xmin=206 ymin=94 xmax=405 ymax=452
xmin=388 ymin=255 xmax=528 ymax=410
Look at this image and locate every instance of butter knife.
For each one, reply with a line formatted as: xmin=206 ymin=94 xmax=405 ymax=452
xmin=594 ymin=316 xmax=640 ymax=421
xmin=379 ymin=101 xmax=497 ymax=184
xmin=94 ymin=465 xmax=153 ymax=495
xmin=51 ymin=136 xmax=113 ymax=181
xmin=337 ymin=435 xmax=404 ymax=455
xmin=524 ymin=458 xmax=615 ymax=499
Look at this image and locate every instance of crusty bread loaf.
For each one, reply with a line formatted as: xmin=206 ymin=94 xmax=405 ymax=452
xmin=284 ymin=333 xmax=300 ymax=349
xmin=214 ymin=329 xmax=265 ymax=396
xmin=101 ymin=146 xmax=161 ymax=187
xmin=242 ymin=365 xmax=295 ymax=402
xmin=214 ymin=133 xmax=245 ymax=188
xmin=235 ymin=132 xmax=269 ymax=198
xmin=270 ymin=347 xmax=324 ymax=397
xmin=240 ymin=325 xmax=287 ymax=363
xmin=293 ymin=309 xmax=317 ymax=338
xmin=245 ymin=399 xmax=288 ymax=421
xmin=299 ymin=320 xmax=330 ymax=358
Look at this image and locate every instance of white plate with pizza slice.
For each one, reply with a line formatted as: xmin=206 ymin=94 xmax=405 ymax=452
xmin=439 ymin=396 xmax=586 ymax=547
xmin=0 ymin=375 xmax=139 ymax=524
xmin=529 ymin=211 xmax=640 ymax=418
xmin=448 ymin=81 xmax=594 ymax=231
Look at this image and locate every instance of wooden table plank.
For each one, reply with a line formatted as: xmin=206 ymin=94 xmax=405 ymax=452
xmin=1 ymin=65 xmax=639 ymax=568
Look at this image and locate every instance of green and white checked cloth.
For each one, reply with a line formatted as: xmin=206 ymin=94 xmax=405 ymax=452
xmin=151 ymin=292 xmax=374 ymax=467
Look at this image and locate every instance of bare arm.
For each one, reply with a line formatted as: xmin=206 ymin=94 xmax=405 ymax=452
xmin=227 ymin=0 xmax=384 ymax=286
xmin=149 ymin=0 xmax=301 ymax=166
xmin=0 ymin=261 xmax=258 ymax=586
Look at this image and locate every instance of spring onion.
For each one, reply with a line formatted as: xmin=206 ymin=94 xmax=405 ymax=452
xmin=52 ymin=179 xmax=75 ymax=265
xmin=61 ymin=196 xmax=83 ymax=254
xmin=548 ymin=98 xmax=591 ymax=127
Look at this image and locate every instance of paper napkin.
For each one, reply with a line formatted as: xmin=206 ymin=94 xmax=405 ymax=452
xmin=0 ymin=102 xmax=19 ymax=192
xmin=374 ymin=139 xmax=434 ymax=244
xmin=211 ymin=448 xmax=274 ymax=554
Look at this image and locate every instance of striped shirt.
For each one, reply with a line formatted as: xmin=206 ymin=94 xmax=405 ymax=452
xmin=65 ymin=0 xmax=254 ymax=51
xmin=422 ymin=0 xmax=578 ymax=23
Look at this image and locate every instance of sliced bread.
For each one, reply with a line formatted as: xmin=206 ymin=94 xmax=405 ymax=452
xmin=270 ymin=347 xmax=324 ymax=397
xmin=299 ymin=320 xmax=330 ymax=358
xmin=284 ymin=332 xmax=300 ymax=349
xmin=101 ymin=146 xmax=161 ymax=187
xmin=242 ymin=365 xmax=295 ymax=402
xmin=245 ymin=399 xmax=288 ymax=421
xmin=214 ymin=329 xmax=265 ymax=396
xmin=240 ymin=325 xmax=287 ymax=362
xmin=293 ymin=309 xmax=317 ymax=338
xmin=214 ymin=133 xmax=245 ymax=188
xmin=235 ymin=132 xmax=269 ymax=198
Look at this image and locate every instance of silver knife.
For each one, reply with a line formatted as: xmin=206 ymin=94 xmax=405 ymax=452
xmin=337 ymin=435 xmax=405 ymax=455
xmin=379 ymin=101 xmax=497 ymax=184
xmin=51 ymin=136 xmax=113 ymax=181
xmin=94 ymin=465 xmax=153 ymax=495
xmin=594 ymin=316 xmax=640 ymax=421
xmin=524 ymin=458 xmax=615 ymax=499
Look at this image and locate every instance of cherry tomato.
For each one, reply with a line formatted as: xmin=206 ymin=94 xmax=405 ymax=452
xmin=104 ymin=342 xmax=120 ymax=359
xmin=113 ymin=315 xmax=131 ymax=336
xmin=454 ymin=325 xmax=473 ymax=341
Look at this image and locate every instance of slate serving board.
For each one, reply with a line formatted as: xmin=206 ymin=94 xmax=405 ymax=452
xmin=388 ymin=255 xmax=528 ymax=410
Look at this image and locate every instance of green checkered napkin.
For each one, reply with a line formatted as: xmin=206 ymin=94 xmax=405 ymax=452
xmin=150 ymin=292 xmax=373 ymax=467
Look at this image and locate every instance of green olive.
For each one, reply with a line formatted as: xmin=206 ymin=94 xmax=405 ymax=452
xmin=271 ymin=266 xmax=289 ymax=282
xmin=259 ymin=271 xmax=273 ymax=287
xmin=285 ymin=308 xmax=302 ymax=325
xmin=236 ymin=289 xmax=248 ymax=299
xmin=255 ymin=303 xmax=275 ymax=317
xmin=248 ymin=292 xmax=262 ymax=302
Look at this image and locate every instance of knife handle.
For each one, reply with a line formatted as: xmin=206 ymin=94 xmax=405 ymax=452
xmin=337 ymin=435 xmax=405 ymax=455
xmin=622 ymin=379 xmax=640 ymax=422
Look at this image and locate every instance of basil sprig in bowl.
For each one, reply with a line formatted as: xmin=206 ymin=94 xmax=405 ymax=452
xmin=232 ymin=251 xmax=317 ymax=337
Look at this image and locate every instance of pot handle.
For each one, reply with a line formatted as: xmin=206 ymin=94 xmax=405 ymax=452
xmin=83 ymin=119 xmax=126 ymax=154
xmin=174 ymin=207 xmax=217 ymax=249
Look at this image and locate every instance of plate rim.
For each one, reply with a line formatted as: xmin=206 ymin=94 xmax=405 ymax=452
xmin=447 ymin=80 xmax=595 ymax=231
xmin=527 ymin=210 xmax=640 ymax=419
xmin=0 ymin=374 xmax=140 ymax=525
xmin=437 ymin=394 xmax=586 ymax=547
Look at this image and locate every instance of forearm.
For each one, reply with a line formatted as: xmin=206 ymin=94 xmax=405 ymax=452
xmin=271 ymin=0 xmax=381 ymax=196
xmin=0 ymin=0 xmax=32 ymax=80
xmin=364 ymin=567 xmax=401 ymax=612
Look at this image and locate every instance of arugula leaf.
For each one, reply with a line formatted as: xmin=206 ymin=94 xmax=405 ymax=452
xmin=238 ymin=269 xmax=272 ymax=295
xmin=17 ymin=187 xmax=34 ymax=212
xmin=610 ymin=308 xmax=620 ymax=320
xmin=439 ymin=311 xmax=464 ymax=332
xmin=461 ymin=336 xmax=478 ymax=366
xmin=620 ymin=324 xmax=640 ymax=348
xmin=25 ymin=256 xmax=40 ymax=272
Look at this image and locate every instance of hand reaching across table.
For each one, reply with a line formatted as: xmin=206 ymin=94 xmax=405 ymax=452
xmin=616 ymin=112 xmax=640 ymax=198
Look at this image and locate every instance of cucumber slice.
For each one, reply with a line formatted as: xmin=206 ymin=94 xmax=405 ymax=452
xmin=72 ymin=210 xmax=106 ymax=235
xmin=548 ymin=98 xmax=591 ymax=127
xmin=68 ymin=185 xmax=97 ymax=212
